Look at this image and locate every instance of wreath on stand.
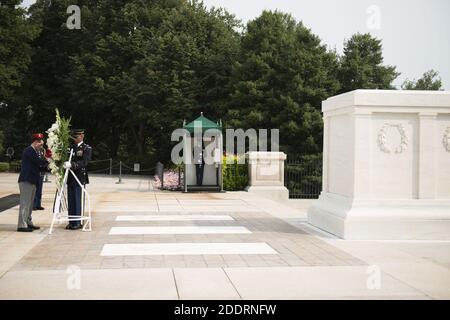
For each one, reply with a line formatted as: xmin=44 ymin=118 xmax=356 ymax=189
xmin=46 ymin=109 xmax=71 ymax=188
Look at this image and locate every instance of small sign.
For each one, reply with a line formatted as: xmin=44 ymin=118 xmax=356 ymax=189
xmin=133 ymin=163 xmax=140 ymax=172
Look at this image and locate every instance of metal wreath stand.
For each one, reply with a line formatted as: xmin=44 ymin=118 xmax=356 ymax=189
xmin=49 ymin=149 xmax=92 ymax=234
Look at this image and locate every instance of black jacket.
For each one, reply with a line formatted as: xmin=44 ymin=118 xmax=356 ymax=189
xmin=18 ymin=146 xmax=48 ymax=186
xmin=67 ymin=142 xmax=92 ymax=186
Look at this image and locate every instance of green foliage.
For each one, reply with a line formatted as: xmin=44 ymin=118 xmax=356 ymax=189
xmin=0 ymin=162 xmax=10 ymax=172
xmin=0 ymin=0 xmax=38 ymax=102
xmin=23 ymin=0 xmax=240 ymax=166
xmin=401 ymin=70 xmax=443 ymax=90
xmin=1 ymin=3 xmax=444 ymax=168
xmin=226 ymin=11 xmax=340 ymax=156
xmin=338 ymin=33 xmax=399 ymax=93
xmin=0 ymin=1 xmax=39 ymax=154
xmin=222 ymin=154 xmax=248 ymax=191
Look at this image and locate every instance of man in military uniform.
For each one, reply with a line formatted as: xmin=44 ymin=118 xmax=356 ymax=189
xmin=193 ymin=140 xmax=205 ymax=186
xmin=66 ymin=129 xmax=92 ymax=230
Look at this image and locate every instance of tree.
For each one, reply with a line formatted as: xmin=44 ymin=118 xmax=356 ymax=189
xmin=401 ymin=70 xmax=443 ymax=90
xmin=0 ymin=0 xmax=39 ymax=155
xmin=338 ymin=33 xmax=399 ymax=93
xmin=0 ymin=0 xmax=37 ymax=103
xmin=24 ymin=0 xmax=98 ymax=135
xmin=226 ymin=10 xmax=340 ymax=155
xmin=24 ymin=0 xmax=240 ymax=164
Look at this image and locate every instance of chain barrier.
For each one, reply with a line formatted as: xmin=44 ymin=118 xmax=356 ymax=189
xmin=108 ymin=160 xmax=160 ymax=185
xmin=89 ymin=167 xmax=113 ymax=173
xmin=120 ymin=162 xmax=157 ymax=173
xmin=89 ymin=159 xmax=111 ymax=164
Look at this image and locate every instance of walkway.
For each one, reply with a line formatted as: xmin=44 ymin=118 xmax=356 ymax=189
xmin=0 ymin=173 xmax=448 ymax=299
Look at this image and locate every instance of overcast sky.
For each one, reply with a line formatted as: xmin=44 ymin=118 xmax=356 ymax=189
xmin=21 ymin=0 xmax=450 ymax=89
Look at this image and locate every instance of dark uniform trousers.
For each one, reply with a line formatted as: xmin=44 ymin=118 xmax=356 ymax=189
xmin=33 ymin=175 xmax=44 ymax=208
xmin=193 ymin=145 xmax=204 ymax=186
xmin=33 ymin=148 xmax=46 ymax=209
xmin=68 ymin=183 xmax=82 ymax=227
xmin=67 ymin=142 xmax=92 ymax=227
xmin=195 ymin=164 xmax=204 ymax=186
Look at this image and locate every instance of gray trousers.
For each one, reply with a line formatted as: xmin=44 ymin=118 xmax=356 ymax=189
xmin=18 ymin=182 xmax=36 ymax=229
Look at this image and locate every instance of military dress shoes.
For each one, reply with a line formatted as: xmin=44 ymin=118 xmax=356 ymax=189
xmin=65 ymin=224 xmax=82 ymax=230
xmin=17 ymin=227 xmax=33 ymax=232
xmin=34 ymin=207 xmax=45 ymax=210
xmin=28 ymin=225 xmax=40 ymax=230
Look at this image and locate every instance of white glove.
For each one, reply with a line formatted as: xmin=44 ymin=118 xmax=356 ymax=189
xmin=63 ymin=161 xmax=72 ymax=169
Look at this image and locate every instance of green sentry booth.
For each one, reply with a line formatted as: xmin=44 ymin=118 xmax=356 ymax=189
xmin=182 ymin=113 xmax=223 ymax=192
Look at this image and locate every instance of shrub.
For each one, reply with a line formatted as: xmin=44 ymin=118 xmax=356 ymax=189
xmin=0 ymin=162 xmax=10 ymax=172
xmin=222 ymin=154 xmax=248 ymax=191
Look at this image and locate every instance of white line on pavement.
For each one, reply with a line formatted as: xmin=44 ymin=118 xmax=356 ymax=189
xmin=101 ymin=242 xmax=277 ymax=256
xmin=109 ymin=226 xmax=252 ymax=235
xmin=116 ymin=215 xmax=234 ymax=221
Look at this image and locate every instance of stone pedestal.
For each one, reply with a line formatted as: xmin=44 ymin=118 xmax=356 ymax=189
xmin=245 ymin=152 xmax=289 ymax=201
xmin=308 ymin=90 xmax=450 ymax=240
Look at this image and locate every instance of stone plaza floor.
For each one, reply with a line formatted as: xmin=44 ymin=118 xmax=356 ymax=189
xmin=0 ymin=173 xmax=449 ymax=299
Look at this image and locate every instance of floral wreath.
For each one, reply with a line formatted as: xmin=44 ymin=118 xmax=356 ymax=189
xmin=377 ymin=123 xmax=408 ymax=154
xmin=443 ymin=127 xmax=450 ymax=153
xmin=46 ymin=109 xmax=71 ymax=187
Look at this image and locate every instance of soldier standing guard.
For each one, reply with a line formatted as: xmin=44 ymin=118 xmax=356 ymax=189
xmin=66 ymin=129 xmax=92 ymax=230
xmin=193 ymin=140 xmax=205 ymax=186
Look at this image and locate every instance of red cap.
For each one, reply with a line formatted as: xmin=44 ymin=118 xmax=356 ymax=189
xmin=32 ymin=133 xmax=45 ymax=140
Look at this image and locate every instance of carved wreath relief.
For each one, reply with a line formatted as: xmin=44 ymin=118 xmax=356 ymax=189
xmin=377 ymin=123 xmax=408 ymax=154
xmin=443 ymin=127 xmax=450 ymax=153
